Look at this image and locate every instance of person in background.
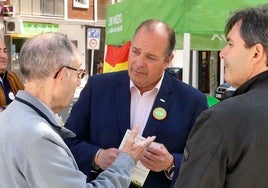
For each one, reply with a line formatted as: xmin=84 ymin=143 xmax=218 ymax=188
xmin=0 ymin=32 xmax=156 ymax=188
xmin=0 ymin=39 xmax=24 ymax=112
xmin=64 ymin=19 xmax=208 ymax=187
xmin=96 ymin=58 xmax=104 ymax=74
xmin=174 ymin=4 xmax=268 ymax=188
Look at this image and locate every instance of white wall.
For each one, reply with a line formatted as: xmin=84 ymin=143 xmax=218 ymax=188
xmin=169 ymin=50 xmax=184 ymax=68
xmin=59 ymin=24 xmax=86 ymax=69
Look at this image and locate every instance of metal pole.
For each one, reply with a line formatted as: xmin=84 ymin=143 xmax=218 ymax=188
xmin=183 ymin=33 xmax=191 ymax=84
xmin=90 ymin=49 xmax=94 ymax=76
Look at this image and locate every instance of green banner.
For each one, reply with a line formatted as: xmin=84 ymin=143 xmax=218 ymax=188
xmin=106 ymin=0 xmax=267 ymax=50
xmin=106 ymin=0 xmax=180 ymax=46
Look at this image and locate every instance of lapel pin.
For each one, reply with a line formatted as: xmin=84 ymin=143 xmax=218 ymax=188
xmin=8 ymin=92 xmax=15 ymax=100
xmin=153 ymin=107 xmax=167 ymax=120
xmin=160 ymin=98 xmax=165 ymax=103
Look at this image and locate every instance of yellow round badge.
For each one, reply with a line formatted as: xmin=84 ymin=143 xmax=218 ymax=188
xmin=153 ymin=107 xmax=167 ymax=120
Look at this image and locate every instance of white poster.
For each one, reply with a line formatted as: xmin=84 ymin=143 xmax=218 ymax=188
xmin=73 ymin=0 xmax=89 ymax=9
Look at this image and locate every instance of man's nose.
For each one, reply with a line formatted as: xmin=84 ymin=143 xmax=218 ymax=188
xmin=135 ymin=56 xmax=147 ymax=66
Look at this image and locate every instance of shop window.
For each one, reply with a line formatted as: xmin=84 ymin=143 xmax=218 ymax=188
xmin=54 ymin=1 xmax=64 ymax=16
xmin=97 ymin=0 xmax=115 ymax=21
xmin=9 ymin=0 xmax=64 ymax=17
xmin=43 ymin=0 xmax=54 ymax=15
xmin=33 ymin=1 xmax=42 ymax=15
xmin=20 ymin=1 xmax=32 ymax=15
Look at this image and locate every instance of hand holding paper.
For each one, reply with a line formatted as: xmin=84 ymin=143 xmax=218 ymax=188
xmin=119 ymin=125 xmax=156 ymax=187
xmin=121 ymin=125 xmax=156 ymax=162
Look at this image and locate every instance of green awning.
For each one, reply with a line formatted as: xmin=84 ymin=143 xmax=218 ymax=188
xmin=106 ymin=0 xmax=267 ymax=50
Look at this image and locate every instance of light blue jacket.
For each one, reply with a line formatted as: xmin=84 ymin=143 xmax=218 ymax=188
xmin=0 ymin=90 xmax=135 ymax=188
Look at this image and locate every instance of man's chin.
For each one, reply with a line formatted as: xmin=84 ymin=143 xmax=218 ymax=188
xmin=0 ymin=66 xmax=7 ymax=72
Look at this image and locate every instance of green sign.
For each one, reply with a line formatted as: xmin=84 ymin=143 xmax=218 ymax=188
xmin=22 ymin=22 xmax=59 ymax=35
xmin=106 ymin=0 xmax=268 ymax=50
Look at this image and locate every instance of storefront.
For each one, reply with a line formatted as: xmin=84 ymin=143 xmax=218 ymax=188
xmin=4 ymin=20 xmax=59 ymax=81
xmin=4 ymin=19 xmax=87 ymax=82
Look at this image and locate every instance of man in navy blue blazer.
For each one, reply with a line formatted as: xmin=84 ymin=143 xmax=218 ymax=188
xmin=64 ymin=19 xmax=208 ymax=188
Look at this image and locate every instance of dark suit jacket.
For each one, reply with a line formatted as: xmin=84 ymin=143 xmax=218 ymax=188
xmin=64 ymin=70 xmax=208 ymax=188
xmin=174 ymin=71 xmax=268 ymax=188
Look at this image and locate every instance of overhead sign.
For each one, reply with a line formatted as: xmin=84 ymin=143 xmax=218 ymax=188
xmin=22 ymin=22 xmax=59 ymax=35
xmin=87 ymin=28 xmax=100 ymax=50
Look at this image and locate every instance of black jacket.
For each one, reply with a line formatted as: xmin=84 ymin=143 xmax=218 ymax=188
xmin=175 ymin=71 xmax=268 ymax=188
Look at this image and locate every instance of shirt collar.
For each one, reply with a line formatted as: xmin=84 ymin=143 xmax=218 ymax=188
xmin=130 ymin=71 xmax=165 ymax=93
xmin=0 ymin=71 xmax=6 ymax=79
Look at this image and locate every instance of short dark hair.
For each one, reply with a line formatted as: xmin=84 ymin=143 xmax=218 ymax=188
xmin=225 ymin=4 xmax=268 ymax=55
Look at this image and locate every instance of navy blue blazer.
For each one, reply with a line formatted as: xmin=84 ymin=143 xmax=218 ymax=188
xmin=64 ymin=70 xmax=208 ymax=188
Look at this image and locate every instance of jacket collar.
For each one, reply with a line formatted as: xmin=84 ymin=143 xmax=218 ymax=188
xmin=234 ymin=70 xmax=268 ymax=97
xmin=115 ymin=71 xmax=174 ymax=138
xmin=0 ymin=71 xmax=6 ymax=79
xmin=15 ymin=90 xmax=75 ymax=138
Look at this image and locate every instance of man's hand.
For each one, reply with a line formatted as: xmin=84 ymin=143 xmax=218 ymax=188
xmin=140 ymin=142 xmax=173 ymax=172
xmin=96 ymin=125 xmax=156 ymax=169
xmin=97 ymin=148 xmax=120 ymax=170
xmin=122 ymin=125 xmax=156 ymax=162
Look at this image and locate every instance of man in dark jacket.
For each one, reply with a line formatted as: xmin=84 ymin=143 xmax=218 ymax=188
xmin=174 ymin=4 xmax=268 ymax=188
xmin=64 ymin=19 xmax=208 ymax=188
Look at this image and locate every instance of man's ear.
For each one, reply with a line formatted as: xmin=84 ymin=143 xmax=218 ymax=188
xmin=252 ymin=43 xmax=264 ymax=60
xmin=165 ymin=54 xmax=174 ymax=66
xmin=251 ymin=43 xmax=268 ymax=67
xmin=54 ymin=67 xmax=65 ymax=80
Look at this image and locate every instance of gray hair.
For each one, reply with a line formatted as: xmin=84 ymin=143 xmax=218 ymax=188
xmin=19 ymin=32 xmax=76 ymax=81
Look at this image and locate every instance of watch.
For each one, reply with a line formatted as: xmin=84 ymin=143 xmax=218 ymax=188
xmin=164 ymin=162 xmax=175 ymax=180
xmin=92 ymin=149 xmax=102 ymax=170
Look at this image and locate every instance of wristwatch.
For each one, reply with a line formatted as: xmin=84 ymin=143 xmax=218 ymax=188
xmin=164 ymin=162 xmax=175 ymax=180
xmin=92 ymin=149 xmax=102 ymax=170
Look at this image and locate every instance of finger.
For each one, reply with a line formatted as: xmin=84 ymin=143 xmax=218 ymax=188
xmin=125 ymin=126 xmax=139 ymax=147
xmin=124 ymin=128 xmax=139 ymax=150
xmin=131 ymin=125 xmax=139 ymax=137
xmin=143 ymin=136 xmax=156 ymax=147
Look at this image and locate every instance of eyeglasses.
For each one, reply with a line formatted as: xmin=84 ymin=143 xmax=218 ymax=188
xmin=53 ymin=66 xmax=86 ymax=79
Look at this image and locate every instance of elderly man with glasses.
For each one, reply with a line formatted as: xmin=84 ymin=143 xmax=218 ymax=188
xmin=0 ymin=32 xmax=156 ymax=188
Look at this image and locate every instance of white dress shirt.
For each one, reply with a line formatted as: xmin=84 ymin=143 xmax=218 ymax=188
xmin=130 ymin=73 xmax=164 ymax=135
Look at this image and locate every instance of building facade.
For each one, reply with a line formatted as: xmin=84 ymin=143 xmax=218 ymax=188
xmin=1 ymin=0 xmax=116 ymax=79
